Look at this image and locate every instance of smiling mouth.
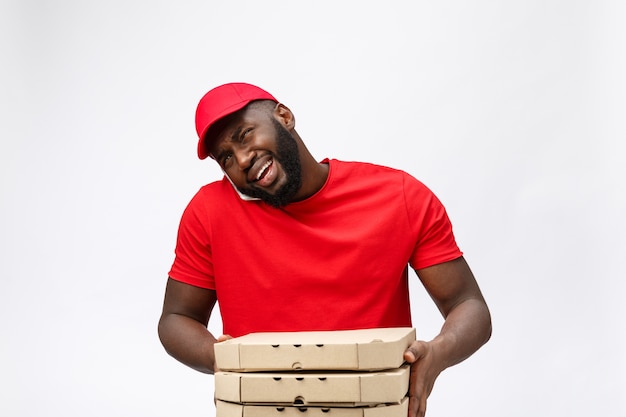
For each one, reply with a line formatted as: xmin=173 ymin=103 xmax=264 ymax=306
xmin=255 ymin=159 xmax=272 ymax=182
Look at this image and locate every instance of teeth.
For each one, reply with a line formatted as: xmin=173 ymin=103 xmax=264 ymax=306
xmin=256 ymin=160 xmax=272 ymax=181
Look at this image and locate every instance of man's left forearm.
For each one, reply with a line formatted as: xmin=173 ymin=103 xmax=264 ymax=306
xmin=431 ymin=297 xmax=492 ymax=370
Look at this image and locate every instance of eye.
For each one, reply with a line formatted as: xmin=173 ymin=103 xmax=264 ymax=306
xmin=240 ymin=128 xmax=253 ymax=144
xmin=221 ymin=153 xmax=233 ymax=168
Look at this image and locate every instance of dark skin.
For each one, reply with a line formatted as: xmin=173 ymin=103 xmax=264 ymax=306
xmin=209 ymin=101 xmax=328 ymax=203
xmin=158 ymin=102 xmax=492 ymax=417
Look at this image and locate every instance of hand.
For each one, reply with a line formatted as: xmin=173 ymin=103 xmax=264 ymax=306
xmin=212 ymin=334 xmax=233 ymax=373
xmin=216 ymin=334 xmax=233 ymax=343
xmin=403 ymin=340 xmax=443 ymax=417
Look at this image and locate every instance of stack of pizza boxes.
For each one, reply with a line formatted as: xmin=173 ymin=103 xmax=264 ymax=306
xmin=214 ymin=327 xmax=415 ymax=417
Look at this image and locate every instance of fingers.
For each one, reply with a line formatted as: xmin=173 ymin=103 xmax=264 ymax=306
xmin=405 ymin=341 xmax=431 ymax=417
xmin=216 ymin=334 xmax=233 ymax=343
xmin=213 ymin=335 xmax=233 ymax=373
xmin=407 ymin=358 xmax=427 ymax=417
xmin=408 ymin=393 xmax=427 ymax=417
xmin=407 ymin=373 xmax=428 ymax=417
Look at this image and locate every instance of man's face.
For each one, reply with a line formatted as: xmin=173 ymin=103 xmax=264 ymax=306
xmin=208 ymin=106 xmax=302 ymax=208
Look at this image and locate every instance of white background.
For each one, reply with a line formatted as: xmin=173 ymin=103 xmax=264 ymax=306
xmin=1 ymin=1 xmax=624 ymax=416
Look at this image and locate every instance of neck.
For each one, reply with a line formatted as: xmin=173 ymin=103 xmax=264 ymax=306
xmin=291 ymin=132 xmax=329 ymax=202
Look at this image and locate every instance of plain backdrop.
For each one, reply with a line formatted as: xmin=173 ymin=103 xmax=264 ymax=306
xmin=1 ymin=1 xmax=624 ymax=416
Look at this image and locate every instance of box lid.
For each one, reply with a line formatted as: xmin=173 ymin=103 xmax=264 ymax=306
xmin=216 ymin=397 xmax=409 ymax=417
xmin=215 ymin=365 xmax=409 ymax=405
xmin=214 ymin=327 xmax=415 ymax=372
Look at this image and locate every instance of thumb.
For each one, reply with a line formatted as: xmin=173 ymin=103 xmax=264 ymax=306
xmin=213 ymin=335 xmax=234 ymax=374
xmin=403 ymin=340 xmax=424 ymax=363
xmin=216 ymin=334 xmax=233 ymax=343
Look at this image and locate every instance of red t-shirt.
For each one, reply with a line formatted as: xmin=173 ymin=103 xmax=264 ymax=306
xmin=169 ymin=159 xmax=462 ymax=337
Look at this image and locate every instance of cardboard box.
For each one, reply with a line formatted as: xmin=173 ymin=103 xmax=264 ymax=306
xmin=214 ymin=327 xmax=415 ymax=372
xmin=216 ymin=397 xmax=409 ymax=417
xmin=215 ymin=365 xmax=409 ymax=406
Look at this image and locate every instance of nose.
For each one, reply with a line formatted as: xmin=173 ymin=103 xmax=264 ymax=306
xmin=233 ymin=145 xmax=254 ymax=171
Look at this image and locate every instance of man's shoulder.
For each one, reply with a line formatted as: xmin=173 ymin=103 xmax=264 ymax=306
xmin=329 ymin=158 xmax=414 ymax=181
xmin=194 ymin=177 xmax=230 ymax=196
xmin=328 ymin=159 xmax=429 ymax=197
xmin=329 ymin=158 xmax=405 ymax=173
xmin=184 ymin=177 xmax=236 ymax=209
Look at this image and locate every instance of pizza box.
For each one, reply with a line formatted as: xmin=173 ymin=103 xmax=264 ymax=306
xmin=216 ymin=397 xmax=409 ymax=417
xmin=215 ymin=364 xmax=409 ymax=406
xmin=214 ymin=327 xmax=415 ymax=372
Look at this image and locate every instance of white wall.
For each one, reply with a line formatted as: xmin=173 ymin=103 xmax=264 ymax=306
xmin=1 ymin=1 xmax=624 ymax=416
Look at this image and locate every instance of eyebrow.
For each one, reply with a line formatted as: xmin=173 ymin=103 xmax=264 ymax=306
xmin=212 ymin=140 xmax=230 ymax=162
xmin=214 ymin=150 xmax=224 ymax=162
xmin=211 ymin=124 xmax=246 ymax=162
xmin=230 ymin=125 xmax=244 ymax=143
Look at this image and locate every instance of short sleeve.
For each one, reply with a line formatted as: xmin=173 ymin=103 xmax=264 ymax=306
xmin=168 ymin=190 xmax=216 ymax=289
xmin=403 ymin=174 xmax=463 ymax=270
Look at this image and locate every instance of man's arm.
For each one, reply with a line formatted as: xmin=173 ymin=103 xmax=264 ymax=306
xmin=158 ymin=277 xmax=226 ymax=374
xmin=404 ymin=256 xmax=492 ymax=417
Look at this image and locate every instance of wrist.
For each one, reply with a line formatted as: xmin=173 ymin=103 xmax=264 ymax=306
xmin=428 ymin=334 xmax=458 ymax=373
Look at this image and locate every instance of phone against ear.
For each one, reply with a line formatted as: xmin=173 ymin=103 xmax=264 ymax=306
xmin=222 ymin=170 xmax=261 ymax=201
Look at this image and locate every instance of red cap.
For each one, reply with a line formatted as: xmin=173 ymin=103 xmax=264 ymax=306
xmin=194 ymin=82 xmax=277 ymax=160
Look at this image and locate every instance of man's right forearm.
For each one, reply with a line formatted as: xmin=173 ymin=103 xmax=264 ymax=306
xmin=158 ymin=312 xmax=218 ymax=374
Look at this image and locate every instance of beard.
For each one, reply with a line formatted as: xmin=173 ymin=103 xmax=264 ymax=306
xmin=237 ymin=119 xmax=302 ymax=208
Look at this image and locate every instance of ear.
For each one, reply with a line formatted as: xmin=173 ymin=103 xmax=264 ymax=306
xmin=273 ymin=103 xmax=295 ymax=130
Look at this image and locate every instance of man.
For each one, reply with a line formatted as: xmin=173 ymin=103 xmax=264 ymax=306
xmin=158 ymin=82 xmax=491 ymax=417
